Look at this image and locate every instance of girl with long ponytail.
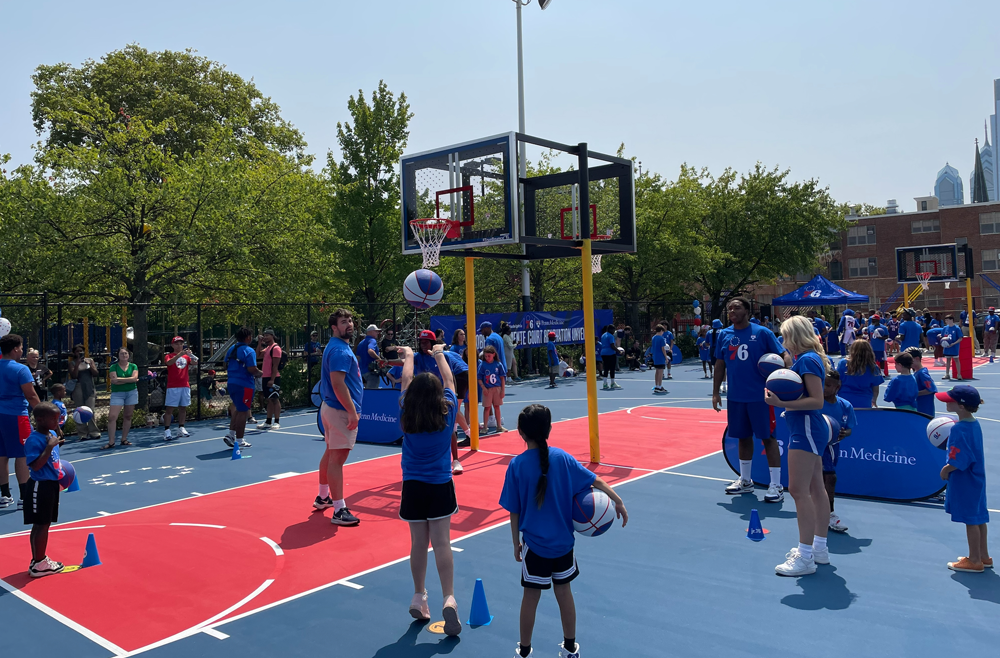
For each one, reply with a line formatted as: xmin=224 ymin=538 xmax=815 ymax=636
xmin=499 ymin=404 xmax=628 ymax=658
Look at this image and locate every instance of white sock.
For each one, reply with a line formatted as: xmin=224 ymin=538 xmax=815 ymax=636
xmin=319 ymin=484 xmax=330 ymax=498
xmin=813 ymin=535 xmax=827 ymax=551
xmin=333 ymin=498 xmax=346 ymax=512
xmin=227 ymin=429 xmax=236 ymax=438
xmin=798 ymin=542 xmax=813 ymax=560
xmin=739 ymin=460 xmax=752 ymax=482
xmin=769 ymin=467 xmax=782 ymax=487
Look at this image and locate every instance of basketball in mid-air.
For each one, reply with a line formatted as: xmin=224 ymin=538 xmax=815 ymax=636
xmin=403 ymin=269 xmax=444 ymax=310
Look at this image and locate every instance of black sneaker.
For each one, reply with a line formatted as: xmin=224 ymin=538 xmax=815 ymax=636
xmin=29 ymin=556 xmax=64 ymax=578
xmin=313 ymin=496 xmax=335 ymax=510
xmin=223 ymin=435 xmax=235 ymax=447
xmin=331 ymin=507 xmax=360 ymax=526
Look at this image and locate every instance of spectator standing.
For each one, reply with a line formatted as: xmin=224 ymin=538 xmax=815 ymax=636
xmin=381 ymin=326 xmax=400 ymax=361
xmin=224 ymin=327 xmax=260 ymax=449
xmin=304 ymin=330 xmax=322 ymax=374
xmin=450 ymin=329 xmax=467 ymax=355
xmin=258 ymin=329 xmax=284 ymax=429
xmin=104 ymin=347 xmax=138 ymax=448
xmin=25 ymin=349 xmax=51 ymax=402
xmin=356 ymin=325 xmax=381 ymax=390
xmin=0 ymin=334 xmax=41 ymax=511
xmin=162 ymin=336 xmax=197 ymax=441
xmin=68 ymin=344 xmax=100 ymax=441
xmin=500 ymin=322 xmax=520 ymax=383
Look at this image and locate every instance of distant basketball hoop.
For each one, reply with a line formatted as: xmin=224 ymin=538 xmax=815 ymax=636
xmin=917 ymin=271 xmax=932 ymax=292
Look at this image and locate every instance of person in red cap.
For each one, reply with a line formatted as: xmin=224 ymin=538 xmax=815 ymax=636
xmin=545 ymin=331 xmax=561 ymax=388
xmin=163 ymin=336 xmax=198 ymax=441
xmin=936 ymin=385 xmax=991 ymax=573
xmin=984 ymin=307 xmax=999 ymax=362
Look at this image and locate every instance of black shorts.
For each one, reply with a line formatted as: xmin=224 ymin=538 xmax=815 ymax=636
xmin=454 ymin=372 xmax=469 ymax=401
xmin=264 ymin=377 xmax=281 ymax=400
xmin=601 ymin=355 xmax=617 ymax=376
xmin=399 ymin=479 xmax=458 ymax=522
xmin=23 ymin=479 xmax=59 ymax=526
xmin=520 ymin=545 xmax=579 ymax=589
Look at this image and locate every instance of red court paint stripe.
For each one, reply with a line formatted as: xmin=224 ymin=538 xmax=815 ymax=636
xmin=0 ymin=406 xmax=719 ymax=653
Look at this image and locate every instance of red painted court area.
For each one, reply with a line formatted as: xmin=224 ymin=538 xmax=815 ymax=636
xmin=0 ymin=406 xmax=719 ymax=655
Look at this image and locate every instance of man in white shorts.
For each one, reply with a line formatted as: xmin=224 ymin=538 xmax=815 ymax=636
xmin=315 ymin=309 xmax=363 ymax=526
xmin=163 ymin=336 xmax=197 ymax=441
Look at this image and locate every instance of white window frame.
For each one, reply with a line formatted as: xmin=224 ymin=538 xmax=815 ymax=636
xmin=981 ymin=212 xmax=1000 ymax=235
xmin=848 ymin=257 xmax=878 ymax=278
xmin=983 ymin=249 xmax=999 ymax=272
xmin=847 ymin=225 xmax=876 ymax=246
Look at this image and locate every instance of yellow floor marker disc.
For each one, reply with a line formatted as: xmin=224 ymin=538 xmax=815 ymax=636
xmin=426 ymin=621 xmax=446 ymax=634
xmin=61 ymin=565 xmax=82 ymax=574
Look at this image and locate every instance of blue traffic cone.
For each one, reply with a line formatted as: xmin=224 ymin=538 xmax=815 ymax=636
xmin=467 ymin=578 xmax=494 ymax=626
xmin=81 ymin=533 xmax=102 ymax=568
xmin=67 ymin=477 xmax=80 ymax=493
xmin=746 ymin=509 xmax=765 ymax=542
xmin=231 ymin=441 xmax=243 ymax=460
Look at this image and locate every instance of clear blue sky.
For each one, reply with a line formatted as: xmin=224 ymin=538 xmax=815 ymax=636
xmin=2 ymin=0 xmax=998 ymax=210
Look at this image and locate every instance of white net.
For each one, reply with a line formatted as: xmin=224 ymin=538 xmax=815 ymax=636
xmin=410 ymin=219 xmax=454 ymax=268
xmin=917 ymin=272 xmax=932 ymax=291
xmin=592 ymin=253 xmax=603 ymax=274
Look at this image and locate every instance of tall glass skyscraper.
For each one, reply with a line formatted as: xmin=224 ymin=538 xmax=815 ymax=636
xmin=935 ymin=163 xmax=964 ymax=206
xmin=969 ymin=127 xmax=994 ymax=202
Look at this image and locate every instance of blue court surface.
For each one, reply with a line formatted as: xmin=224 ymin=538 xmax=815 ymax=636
xmin=2 ymin=360 xmax=999 ymax=657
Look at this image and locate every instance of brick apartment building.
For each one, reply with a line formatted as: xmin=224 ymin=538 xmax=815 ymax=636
xmin=751 ymin=198 xmax=1000 ymax=318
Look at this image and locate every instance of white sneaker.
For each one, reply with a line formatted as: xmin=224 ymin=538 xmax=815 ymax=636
xmin=271 ymin=422 xmax=281 ymax=430
xmin=163 ymin=429 xmax=173 ymax=441
xmin=0 ymin=495 xmax=12 ymax=508
xmin=29 ymin=556 xmax=65 ymax=578
xmin=513 ymin=644 xmax=533 ymax=657
xmin=611 ymin=382 xmax=623 ymax=390
xmin=237 ymin=438 xmax=252 ymax=448
xmin=452 ymin=459 xmax=464 ymax=475
xmin=829 ymin=512 xmax=848 ymax=533
xmin=257 ymin=422 xmax=272 ymax=430
xmin=775 ymin=547 xmax=816 ymax=576
xmin=559 ymin=641 xmax=581 ymax=657
xmin=179 ymin=427 xmax=190 ymax=437
xmin=247 ymin=416 xmax=257 ymax=424
xmin=602 ymin=382 xmax=610 ymax=390
xmin=813 ymin=544 xmax=830 ymax=565
xmin=725 ymin=478 xmax=754 ymax=495
xmin=764 ymin=483 xmax=784 ymax=503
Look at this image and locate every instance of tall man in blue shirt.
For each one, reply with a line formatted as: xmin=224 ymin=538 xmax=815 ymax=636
xmin=0 ymin=334 xmax=42 ymax=511
xmin=897 ymin=311 xmax=924 ymax=353
xmin=712 ymin=298 xmax=792 ymax=502
xmin=224 ymin=328 xmax=262 ymax=449
xmin=317 ymin=309 xmax=364 ymax=526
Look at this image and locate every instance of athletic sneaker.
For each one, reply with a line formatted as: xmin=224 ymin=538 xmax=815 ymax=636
xmin=0 ymin=495 xmax=12 ymax=509
xmin=666 ymin=374 xmax=673 ymax=380
xmin=331 ymin=507 xmax=360 ymax=526
xmin=602 ymin=382 xmax=610 ymax=390
xmin=775 ymin=548 xmax=816 ymax=576
xmin=271 ymin=423 xmax=281 ymax=430
xmin=812 ymin=545 xmax=830 ymax=565
xmin=179 ymin=427 xmax=190 ymax=437
xmin=257 ymin=422 xmax=272 ymax=430
xmin=452 ymin=459 xmax=464 ymax=475
xmin=725 ymin=478 xmax=754 ymax=495
xmin=764 ymin=483 xmax=784 ymax=503
xmin=313 ymin=496 xmax=335 ymax=510
xmin=948 ymin=557 xmax=984 ymax=573
xmin=237 ymin=438 xmax=252 ymax=448
xmin=247 ymin=416 xmax=257 ymax=424
xmin=29 ymin=556 xmax=65 ymax=578
xmin=16 ymin=499 xmax=23 ymax=511
xmin=611 ymin=382 xmax=623 ymax=390
xmin=559 ymin=642 xmax=581 ymax=658
xmin=513 ymin=644 xmax=533 ymax=657
xmin=224 ymin=434 xmax=235 ymax=447
xmin=163 ymin=429 xmax=173 ymax=441
xmin=829 ymin=512 xmax=848 ymax=533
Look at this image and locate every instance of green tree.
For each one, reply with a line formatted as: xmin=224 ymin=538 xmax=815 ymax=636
xmin=323 ymin=82 xmax=418 ymax=323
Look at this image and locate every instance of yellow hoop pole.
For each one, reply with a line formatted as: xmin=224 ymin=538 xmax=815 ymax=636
xmin=903 ymin=283 xmax=909 ymax=308
xmin=581 ymin=239 xmax=600 ymax=463
xmin=465 ymin=257 xmax=480 ymax=451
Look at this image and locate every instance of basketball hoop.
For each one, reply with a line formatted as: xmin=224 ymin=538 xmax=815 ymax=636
xmin=917 ymin=272 xmax=932 ymax=292
xmin=410 ymin=218 xmax=456 ymax=268
xmin=590 ymin=235 xmax=611 ymax=274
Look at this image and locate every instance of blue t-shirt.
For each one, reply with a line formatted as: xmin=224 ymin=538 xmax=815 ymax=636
xmin=836 ymin=359 xmax=882 ymax=409
xmin=897 ymin=320 xmax=923 ymax=350
xmin=24 ymin=429 xmax=62 ymax=481
xmin=413 ymin=352 xmax=441 ymax=380
xmin=226 ymin=343 xmax=257 ymax=388
xmin=985 ymin=313 xmax=1000 ymax=334
xmin=449 ymin=344 xmax=466 ymax=356
xmin=0 ymin=358 xmax=33 ymax=416
xmin=821 ymin=396 xmax=856 ymax=436
xmin=942 ymin=325 xmax=963 ymax=357
xmin=479 ymin=360 xmax=504 ymax=388
xmin=54 ymin=399 xmax=67 ymax=426
xmin=913 ymin=367 xmax=936 ymax=416
xmin=387 ymin=366 xmax=402 ymax=390
xmin=304 ymin=340 xmax=322 ymax=365
xmin=484 ymin=333 xmax=507 ymax=374
xmin=650 ymin=334 xmax=668 ymax=365
xmin=813 ymin=318 xmax=830 ymax=336
xmin=443 ymin=350 xmax=468 ymax=376
xmin=663 ymin=331 xmax=674 ymax=348
xmin=499 ymin=446 xmax=597 ymax=559
xmin=867 ymin=324 xmax=888 ymax=352
xmin=355 ymin=336 xmax=379 ymax=373
xmin=320 ymin=338 xmax=363 ymax=412
xmin=926 ymin=327 xmax=943 ymax=347
xmin=547 ymin=341 xmax=559 ymax=366
xmin=401 ymin=388 xmax=459 ymax=485
xmin=785 ymin=351 xmax=826 ymax=425
xmin=714 ymin=324 xmax=785 ymax=403
xmin=697 ymin=336 xmax=711 ymax=361
xmin=930 ymin=319 xmax=941 ymax=329
xmin=883 ymin=373 xmax=917 ymax=409
xmin=887 ymin=319 xmax=899 ymax=339
xmin=599 ymin=332 xmax=618 ymax=357
xmin=945 ymin=419 xmax=989 ymax=525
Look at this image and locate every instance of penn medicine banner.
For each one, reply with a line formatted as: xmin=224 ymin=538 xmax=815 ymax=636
xmin=431 ymin=310 xmax=615 ymax=351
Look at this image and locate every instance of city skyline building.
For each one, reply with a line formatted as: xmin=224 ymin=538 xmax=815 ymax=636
xmin=969 ymin=121 xmax=994 ymax=202
xmin=934 ymin=162 xmax=964 ymax=206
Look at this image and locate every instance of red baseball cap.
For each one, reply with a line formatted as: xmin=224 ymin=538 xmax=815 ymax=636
xmin=418 ymin=330 xmax=437 ymax=342
xmin=548 ymin=331 xmax=557 ymax=339
xmin=171 ymin=336 xmax=184 ymax=343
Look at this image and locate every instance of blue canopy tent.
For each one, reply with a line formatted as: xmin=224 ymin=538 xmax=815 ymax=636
xmin=771 ymin=275 xmax=868 ymax=307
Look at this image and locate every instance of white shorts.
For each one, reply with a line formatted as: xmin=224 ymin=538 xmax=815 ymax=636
xmin=165 ymin=387 xmax=191 ymax=408
xmin=321 ymin=402 xmax=358 ymax=450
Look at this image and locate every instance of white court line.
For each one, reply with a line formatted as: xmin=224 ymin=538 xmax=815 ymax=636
xmin=201 ymin=628 xmax=229 ymax=640
xmin=451 ymin=547 xmax=464 ymax=553
xmin=97 ymin=511 xmax=111 ymax=516
xmin=336 ymin=580 xmax=364 ymax=590
xmin=170 ymin=523 xmax=226 ymax=529
xmin=190 ymin=492 xmax=205 ymax=496
xmin=663 ymin=471 xmax=731 ymax=483
xmin=259 ymin=536 xmax=283 ymax=557
xmin=268 ymin=472 xmax=301 ymax=479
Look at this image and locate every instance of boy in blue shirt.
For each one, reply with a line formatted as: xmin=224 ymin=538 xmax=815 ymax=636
xmin=500 ymin=404 xmax=628 ymax=658
xmin=697 ymin=326 xmax=713 ymax=379
xmin=904 ymin=347 xmax=937 ymax=416
xmin=884 ymin=352 xmax=918 ymax=411
xmin=23 ymin=402 xmax=65 ymax=577
xmin=545 ymin=332 xmax=560 ymax=389
xmin=822 ymin=369 xmax=856 ymax=534
xmin=51 ymin=383 xmax=68 ymax=434
xmin=984 ymin=307 xmax=999 ymax=362
xmin=941 ymin=315 xmax=965 ymax=381
xmin=936 ymin=385 xmax=991 ymax=572
xmin=650 ymin=325 xmax=669 ymax=393
xmin=479 ymin=345 xmax=506 ymax=433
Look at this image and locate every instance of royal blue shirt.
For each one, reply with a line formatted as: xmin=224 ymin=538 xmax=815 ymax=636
xmin=401 ymin=388 xmax=458 ymax=485
xmin=443 ymin=350 xmax=468 ymax=376
xmin=599 ymin=332 xmax=618 ymax=357
xmin=499 ymin=446 xmax=597 ymax=559
xmin=697 ymin=336 xmax=711 ymax=361
xmin=321 ymin=338 xmax=363 ymax=412
xmin=54 ymin=399 xmax=67 ymax=426
xmin=883 ymin=373 xmax=917 ymax=409
xmin=945 ymin=419 xmax=989 ymax=525
xmin=387 ymin=366 xmax=402 ymax=390
xmin=226 ymin=343 xmax=257 ymax=389
xmin=24 ymin=429 xmax=62 ymax=481
xmin=413 ymin=352 xmax=442 ymax=380
xmin=867 ymin=324 xmax=888 ymax=353
xmin=650 ymin=334 xmax=668 ymax=365
xmin=714 ymin=324 xmax=785 ymax=403
xmin=484 ymin=333 xmax=507 ymax=374
xmin=926 ymin=327 xmax=943 ymax=347
xmin=547 ymin=341 xmax=559 ymax=366
xmin=836 ymin=358 xmax=882 ymax=409
xmin=663 ymin=331 xmax=674 ymax=348
xmin=0 ymin=358 xmax=33 ymax=416
xmin=449 ymin=343 xmax=466 ymax=356
xmin=897 ymin=320 xmax=923 ymax=351
xmin=479 ymin=360 xmax=504 ymax=388
xmin=785 ymin=351 xmax=826 ymax=425
xmin=930 ymin=319 xmax=941 ymax=329
xmin=985 ymin=313 xmax=1000 ymax=334
xmin=887 ymin=319 xmax=899 ymax=339
xmin=942 ymin=325 xmax=963 ymax=357
xmin=913 ymin=367 xmax=936 ymax=416
xmin=304 ymin=340 xmax=322 ymax=365
xmin=821 ymin=396 xmax=856 ymax=436
xmin=355 ymin=336 xmax=379 ymax=373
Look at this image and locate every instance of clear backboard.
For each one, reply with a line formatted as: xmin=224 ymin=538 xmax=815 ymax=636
xmin=895 ymin=243 xmax=970 ymax=283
